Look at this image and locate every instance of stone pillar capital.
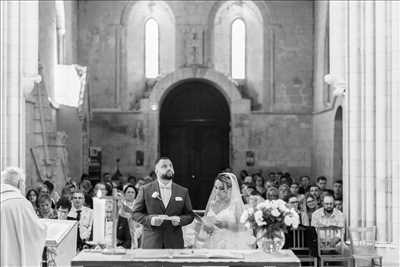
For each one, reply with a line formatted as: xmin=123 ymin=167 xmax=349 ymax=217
xmin=324 ymin=74 xmax=346 ymax=97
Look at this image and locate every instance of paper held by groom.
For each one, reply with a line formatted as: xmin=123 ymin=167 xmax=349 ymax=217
xmin=131 ymin=157 xmax=195 ymax=248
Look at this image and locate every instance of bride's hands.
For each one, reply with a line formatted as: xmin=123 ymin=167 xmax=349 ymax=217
xmin=203 ymin=224 xmax=215 ymax=234
xmin=202 ymin=216 xmax=217 ymax=234
xmin=203 ymin=216 xmax=227 ymax=229
xmin=214 ymin=219 xmax=227 ymax=228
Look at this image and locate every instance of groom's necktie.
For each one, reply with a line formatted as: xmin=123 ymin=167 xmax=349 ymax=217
xmin=159 ymin=185 xmax=171 ymax=208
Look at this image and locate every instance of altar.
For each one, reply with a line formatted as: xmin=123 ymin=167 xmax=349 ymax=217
xmin=71 ymin=249 xmax=300 ymax=267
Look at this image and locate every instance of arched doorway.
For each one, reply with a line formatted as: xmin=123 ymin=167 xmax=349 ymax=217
xmin=333 ymin=106 xmax=343 ymax=180
xmin=160 ymin=80 xmax=230 ymax=209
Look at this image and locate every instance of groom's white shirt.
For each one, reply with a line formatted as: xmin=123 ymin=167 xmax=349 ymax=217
xmin=158 ymin=179 xmax=172 ymax=207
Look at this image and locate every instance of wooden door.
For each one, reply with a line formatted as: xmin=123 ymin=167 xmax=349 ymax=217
xmin=160 ymin=81 xmax=230 ymax=209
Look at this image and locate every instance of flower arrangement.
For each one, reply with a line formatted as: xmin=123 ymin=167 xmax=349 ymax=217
xmin=240 ymin=199 xmax=300 ymax=250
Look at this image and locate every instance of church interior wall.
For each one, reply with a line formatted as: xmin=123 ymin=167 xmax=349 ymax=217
xmin=57 ymin=105 xmax=83 ymax=180
xmin=89 ymin=113 xmax=151 ymax=178
xmin=266 ymin=0 xmax=313 ymax=114
xmin=235 ymin=113 xmax=312 ymax=176
xmin=311 ymin=0 xmax=336 ymax=183
xmin=24 ymin=0 xmax=80 ymax=191
xmin=80 ymin=0 xmax=315 ymax=179
xmin=39 ymin=1 xmax=57 ymax=100
xmin=64 ymin=0 xmax=78 ymax=65
xmin=78 ymin=1 xmax=314 ymax=112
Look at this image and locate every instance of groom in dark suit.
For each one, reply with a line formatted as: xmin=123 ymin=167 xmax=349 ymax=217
xmin=132 ymin=157 xmax=194 ymax=248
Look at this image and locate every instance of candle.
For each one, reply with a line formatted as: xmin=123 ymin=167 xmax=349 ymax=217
xmin=93 ymin=191 xmax=105 ymax=243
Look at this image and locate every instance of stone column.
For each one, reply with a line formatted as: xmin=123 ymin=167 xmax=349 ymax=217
xmin=390 ymin=0 xmax=400 ymax=246
xmin=0 ymin=1 xmax=39 ymax=170
xmin=363 ymin=0 xmax=376 ymax=227
xmin=0 ymin=1 xmax=9 ymax=170
xmin=374 ymin=0 xmax=388 ymax=241
xmin=388 ymin=0 xmax=400 ymax=245
xmin=347 ymin=1 xmax=362 ymax=227
xmin=5 ymin=1 xmax=24 ymax=168
xmin=330 ymin=0 xmax=350 ymax=224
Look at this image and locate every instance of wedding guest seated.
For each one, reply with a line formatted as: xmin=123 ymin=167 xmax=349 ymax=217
xmin=26 ymin=188 xmax=39 ymax=215
xmin=93 ymin=182 xmax=107 ymax=197
xmin=320 ymin=189 xmax=334 ymax=202
xmin=37 ymin=194 xmax=58 ymax=219
xmin=287 ymin=194 xmax=300 ymax=212
xmin=128 ymin=175 xmax=137 ymax=187
xmin=80 ymin=173 xmax=90 ymax=182
xmin=56 ymin=197 xmax=72 ymax=220
xmin=60 ymin=185 xmax=73 ymax=201
xmin=264 ymin=179 xmax=274 ymax=191
xmin=43 ymin=180 xmax=59 ymax=206
xmin=311 ymin=195 xmax=344 ymax=228
xmin=79 ymin=179 xmax=93 ymax=208
xmin=309 ymin=184 xmax=321 ymax=205
xmin=105 ymin=182 xmax=113 ymax=196
xmin=268 ymin=172 xmax=276 ymax=181
xmin=118 ymin=184 xmax=143 ymax=248
xmin=281 ymin=172 xmax=293 ymax=186
xmin=111 ymin=180 xmax=120 ymax=190
xmin=246 ymin=190 xmax=265 ymax=209
xmin=65 ymin=180 xmax=78 ymax=193
xmin=101 ymin=172 xmax=112 ymax=184
xmin=36 ymin=182 xmax=55 ymax=208
xmin=290 ymin=181 xmax=305 ymax=202
xmin=279 ymin=176 xmax=290 ymax=186
xmin=241 ymin=182 xmax=256 ymax=204
xmin=333 ymin=180 xmax=343 ymax=200
xmin=266 ymin=187 xmax=279 ymax=200
xmin=67 ymin=190 xmax=93 ymax=251
xmin=311 ymin=195 xmax=347 ymax=256
xmin=117 ymin=175 xmax=129 ymax=191
xmin=35 ymin=182 xmax=49 ymax=196
xmin=279 ymin=184 xmax=290 ymax=201
xmin=299 ymin=175 xmax=311 ymax=194
xmin=283 ymin=194 xmax=318 ymax=256
xmin=334 ymin=197 xmax=343 ymax=212
xmin=135 ymin=178 xmax=146 ymax=190
xmin=301 ymin=193 xmax=319 ymax=226
xmin=254 ymin=173 xmax=266 ymax=198
xmin=238 ymin=169 xmax=249 ymax=183
xmin=243 ymin=175 xmax=254 ymax=184
xmin=316 ymin=176 xmax=328 ymax=191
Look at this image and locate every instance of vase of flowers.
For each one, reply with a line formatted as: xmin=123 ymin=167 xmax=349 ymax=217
xmin=240 ymin=199 xmax=299 ymax=253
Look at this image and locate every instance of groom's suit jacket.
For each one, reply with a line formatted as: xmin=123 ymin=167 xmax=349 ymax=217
xmin=132 ymin=180 xmax=194 ymax=248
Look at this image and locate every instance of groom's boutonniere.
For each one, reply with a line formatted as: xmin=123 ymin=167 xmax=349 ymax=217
xmin=152 ymin=192 xmax=162 ymax=200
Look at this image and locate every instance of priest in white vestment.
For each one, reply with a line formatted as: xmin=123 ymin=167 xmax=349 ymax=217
xmin=1 ymin=167 xmax=47 ymax=267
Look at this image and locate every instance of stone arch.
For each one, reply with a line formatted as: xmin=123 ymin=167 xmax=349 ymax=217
xmin=206 ymin=0 xmax=273 ymax=111
xmin=141 ymin=67 xmax=250 ymax=174
xmin=206 ymin=0 xmax=272 ymax=65
xmin=120 ymin=1 xmax=175 ymax=27
xmin=145 ymin=67 xmax=249 ymax=113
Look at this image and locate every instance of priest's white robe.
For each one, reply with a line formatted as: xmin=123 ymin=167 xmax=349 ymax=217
xmin=1 ymin=183 xmax=47 ymax=267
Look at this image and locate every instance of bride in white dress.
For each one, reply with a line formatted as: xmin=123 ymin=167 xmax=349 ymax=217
xmin=195 ymin=173 xmax=255 ymax=249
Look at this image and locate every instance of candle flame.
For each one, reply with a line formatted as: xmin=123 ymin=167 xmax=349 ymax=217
xmin=96 ymin=190 xmax=102 ymax=198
